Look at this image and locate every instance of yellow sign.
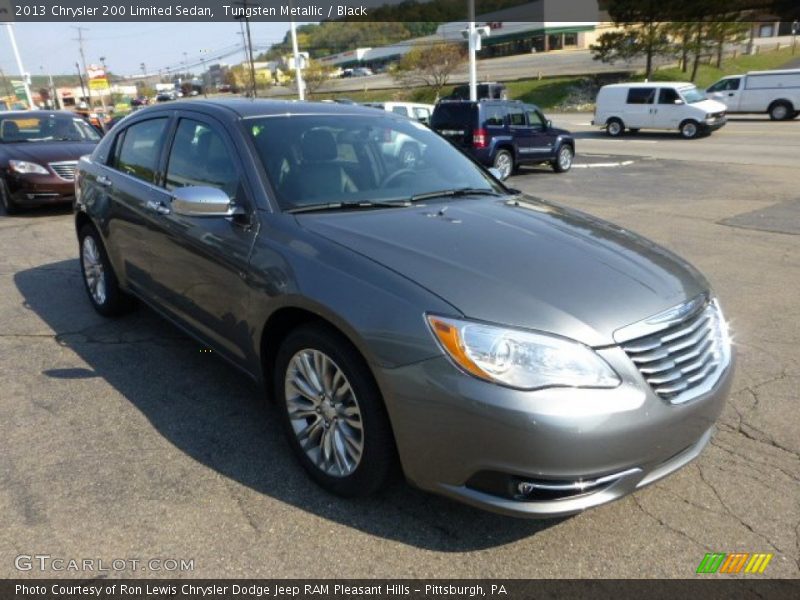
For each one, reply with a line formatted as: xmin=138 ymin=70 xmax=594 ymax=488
xmin=89 ymin=78 xmax=110 ymax=91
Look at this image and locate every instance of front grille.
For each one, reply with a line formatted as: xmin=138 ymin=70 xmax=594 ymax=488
xmin=621 ymin=299 xmax=730 ymax=404
xmin=49 ymin=161 xmax=77 ymax=181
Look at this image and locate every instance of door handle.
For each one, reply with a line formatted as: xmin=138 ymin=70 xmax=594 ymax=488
xmin=728 ymin=92 xmax=734 ymax=96
xmin=96 ymin=175 xmax=112 ymax=187
xmin=145 ymin=199 xmax=170 ymax=215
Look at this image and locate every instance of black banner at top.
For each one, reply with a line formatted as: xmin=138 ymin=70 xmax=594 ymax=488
xmin=1 ymin=0 xmax=799 ymax=23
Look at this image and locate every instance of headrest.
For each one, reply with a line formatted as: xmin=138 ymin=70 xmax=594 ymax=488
xmin=301 ymin=129 xmax=337 ymax=162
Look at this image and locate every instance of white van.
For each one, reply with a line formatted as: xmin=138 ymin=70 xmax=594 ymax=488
xmin=593 ymin=82 xmax=728 ymax=139
xmin=706 ymin=69 xmax=800 ymax=120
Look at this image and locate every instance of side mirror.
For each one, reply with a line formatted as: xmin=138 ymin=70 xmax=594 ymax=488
xmin=546 ymin=119 xmax=552 ymax=128
xmin=171 ymin=186 xmax=238 ymax=217
xmin=488 ymin=167 xmax=503 ymax=180
xmin=674 ymin=99 xmax=685 ymax=105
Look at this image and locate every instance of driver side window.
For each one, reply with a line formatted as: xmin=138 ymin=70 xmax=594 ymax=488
xmin=165 ymin=119 xmax=241 ymax=202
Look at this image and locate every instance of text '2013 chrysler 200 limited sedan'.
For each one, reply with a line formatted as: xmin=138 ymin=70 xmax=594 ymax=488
xmin=74 ymin=100 xmax=733 ymax=517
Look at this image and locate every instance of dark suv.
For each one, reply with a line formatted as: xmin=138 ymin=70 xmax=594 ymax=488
xmin=431 ymin=100 xmax=575 ymax=179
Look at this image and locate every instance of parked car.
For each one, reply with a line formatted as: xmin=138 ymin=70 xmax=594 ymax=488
xmin=74 ymin=99 xmax=733 ymax=518
xmin=0 ymin=110 xmax=100 ymax=214
xmin=706 ymin=69 xmax=800 ymax=120
xmin=156 ymin=92 xmax=176 ymax=103
xmin=363 ymin=101 xmax=435 ymax=124
xmin=594 ymin=82 xmax=728 ymax=139
xmin=351 ymin=67 xmax=374 ymax=77
xmin=449 ymin=82 xmax=507 ymax=101
xmin=431 ymin=99 xmax=575 ymax=179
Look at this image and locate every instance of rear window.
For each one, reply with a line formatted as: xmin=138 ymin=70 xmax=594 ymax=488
xmin=626 ymin=88 xmax=656 ymax=104
xmin=431 ymin=104 xmax=477 ymax=131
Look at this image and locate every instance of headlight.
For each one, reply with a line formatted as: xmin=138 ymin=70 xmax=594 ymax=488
xmin=8 ymin=160 xmax=49 ymax=175
xmin=426 ymin=315 xmax=621 ymax=390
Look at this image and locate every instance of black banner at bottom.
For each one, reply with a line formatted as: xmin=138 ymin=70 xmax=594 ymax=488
xmin=2 ymin=580 xmax=800 ymax=600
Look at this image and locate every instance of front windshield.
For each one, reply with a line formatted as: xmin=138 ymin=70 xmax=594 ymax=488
xmin=680 ymin=87 xmax=706 ymax=104
xmin=0 ymin=114 xmax=101 ymax=143
xmin=246 ymin=113 xmax=503 ymax=211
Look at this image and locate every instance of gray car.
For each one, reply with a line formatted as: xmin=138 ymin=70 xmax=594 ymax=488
xmin=74 ymin=100 xmax=734 ymax=518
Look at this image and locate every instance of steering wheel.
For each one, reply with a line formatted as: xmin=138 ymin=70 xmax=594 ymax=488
xmin=381 ymin=168 xmax=416 ymax=189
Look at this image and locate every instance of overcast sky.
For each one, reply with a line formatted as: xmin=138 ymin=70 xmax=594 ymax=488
xmin=0 ymin=22 xmax=302 ymax=79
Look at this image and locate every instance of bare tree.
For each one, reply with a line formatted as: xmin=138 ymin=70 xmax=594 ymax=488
xmin=392 ymin=42 xmax=466 ymax=97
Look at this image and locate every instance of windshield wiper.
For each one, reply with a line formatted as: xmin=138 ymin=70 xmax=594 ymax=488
xmin=286 ymin=199 xmax=412 ymax=214
xmin=410 ymin=188 xmax=503 ymax=203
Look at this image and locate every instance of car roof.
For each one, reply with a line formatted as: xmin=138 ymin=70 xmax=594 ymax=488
xmin=603 ymin=82 xmax=696 ymax=89
xmin=1 ymin=110 xmax=84 ymax=118
xmin=126 ymin=98 xmax=390 ymax=120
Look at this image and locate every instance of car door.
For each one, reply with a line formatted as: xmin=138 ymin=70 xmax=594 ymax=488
xmin=654 ymin=87 xmax=685 ymax=129
xmin=707 ymin=77 xmax=742 ymax=111
xmin=623 ymin=87 xmax=656 ymax=128
xmin=507 ymin=106 xmax=534 ymax=163
xmin=144 ymin=113 xmax=259 ymax=365
xmin=102 ymin=116 xmax=172 ymax=295
xmin=525 ymin=107 xmax=558 ymax=160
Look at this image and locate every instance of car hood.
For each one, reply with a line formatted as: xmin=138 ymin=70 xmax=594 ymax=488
xmin=691 ymin=99 xmax=727 ymax=113
xmin=298 ymin=197 xmax=708 ymax=347
xmin=1 ymin=141 xmax=96 ymax=166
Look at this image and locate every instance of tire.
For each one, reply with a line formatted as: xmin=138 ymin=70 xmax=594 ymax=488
xmin=492 ymin=149 xmax=514 ymax=180
xmin=398 ymin=144 xmax=420 ymax=169
xmin=552 ymin=144 xmax=574 ymax=173
xmin=274 ymin=324 xmax=396 ymax=497
xmin=606 ymin=118 xmax=624 ymax=137
xmin=0 ymin=179 xmax=19 ymax=215
xmin=78 ymin=224 xmax=134 ymax=317
xmin=679 ymin=120 xmax=700 ymax=139
xmin=768 ymin=101 xmax=793 ymax=121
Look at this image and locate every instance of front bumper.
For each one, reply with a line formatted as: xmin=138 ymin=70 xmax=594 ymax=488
xmin=377 ymin=345 xmax=733 ymax=518
xmin=6 ymin=174 xmax=75 ymax=206
xmin=700 ymin=117 xmax=727 ymax=133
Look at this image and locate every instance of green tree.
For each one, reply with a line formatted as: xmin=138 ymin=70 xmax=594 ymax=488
xmin=591 ymin=0 xmax=675 ymax=80
xmin=392 ymin=42 xmax=465 ymax=97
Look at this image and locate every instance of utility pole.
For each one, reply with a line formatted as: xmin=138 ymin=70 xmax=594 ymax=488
xmin=793 ymin=21 xmax=799 ymax=55
xmin=71 ymin=26 xmax=92 ymax=107
xmin=76 ymin=61 xmax=87 ymax=105
xmin=98 ymin=56 xmax=109 ymax=109
xmin=235 ymin=0 xmax=258 ymax=98
xmin=199 ymin=49 xmax=209 ymax=97
xmin=4 ymin=24 xmax=34 ymax=109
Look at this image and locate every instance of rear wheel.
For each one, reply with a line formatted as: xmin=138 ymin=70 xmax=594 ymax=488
xmin=78 ymin=224 xmax=134 ymax=317
xmin=275 ymin=324 xmax=396 ymax=497
xmin=768 ymin=101 xmax=793 ymax=121
xmin=680 ymin=119 xmax=700 ymax=139
xmin=552 ymin=144 xmax=574 ymax=173
xmin=492 ymin=149 xmax=514 ymax=180
xmin=606 ymin=118 xmax=624 ymax=137
xmin=0 ymin=179 xmax=19 ymax=215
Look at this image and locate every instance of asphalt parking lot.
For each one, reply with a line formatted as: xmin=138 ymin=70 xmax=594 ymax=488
xmin=1 ymin=115 xmax=798 ymax=579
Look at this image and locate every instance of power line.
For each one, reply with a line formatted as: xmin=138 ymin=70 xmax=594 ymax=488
xmin=71 ymin=25 xmax=93 ymax=106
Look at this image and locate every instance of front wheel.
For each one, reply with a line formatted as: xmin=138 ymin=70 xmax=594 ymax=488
xmin=275 ymin=324 xmax=396 ymax=497
xmin=606 ymin=118 xmax=624 ymax=137
xmin=1 ymin=179 xmax=19 ymax=215
xmin=680 ymin=120 xmax=700 ymax=139
xmin=78 ymin=224 xmax=134 ymax=317
xmin=552 ymin=145 xmax=574 ymax=173
xmin=492 ymin=149 xmax=514 ymax=180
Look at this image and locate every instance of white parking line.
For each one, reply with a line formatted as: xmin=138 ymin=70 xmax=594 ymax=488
xmin=572 ymin=160 xmax=635 ymax=168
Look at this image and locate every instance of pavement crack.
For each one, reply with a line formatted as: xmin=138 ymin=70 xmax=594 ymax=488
xmin=631 ymin=494 xmax=711 ymax=551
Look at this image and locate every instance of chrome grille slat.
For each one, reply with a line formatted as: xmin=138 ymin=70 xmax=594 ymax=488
xmin=620 ymin=299 xmax=730 ymax=404
xmin=49 ymin=161 xmax=77 ymax=181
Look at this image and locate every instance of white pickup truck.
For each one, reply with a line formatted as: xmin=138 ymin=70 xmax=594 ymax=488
xmin=706 ymin=69 xmax=800 ymax=120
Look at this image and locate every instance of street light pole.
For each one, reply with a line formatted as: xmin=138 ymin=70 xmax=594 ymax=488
xmin=4 ymin=23 xmax=34 ymax=109
xmin=290 ymin=15 xmax=305 ymax=101
xmin=468 ymin=0 xmax=477 ymax=102
xmin=792 ymin=21 xmax=799 ymax=55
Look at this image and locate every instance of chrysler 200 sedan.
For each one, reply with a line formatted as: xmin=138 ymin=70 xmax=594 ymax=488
xmin=1 ymin=111 xmax=100 ymax=214
xmin=74 ymin=100 xmax=733 ymax=517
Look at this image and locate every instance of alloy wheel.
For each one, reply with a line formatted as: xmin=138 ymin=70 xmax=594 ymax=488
xmin=494 ymin=152 xmax=512 ymax=179
xmin=284 ymin=349 xmax=364 ymax=477
xmin=82 ymin=236 xmax=107 ymax=305
xmin=558 ymin=146 xmax=573 ymax=170
xmin=682 ymin=122 xmax=698 ymax=139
